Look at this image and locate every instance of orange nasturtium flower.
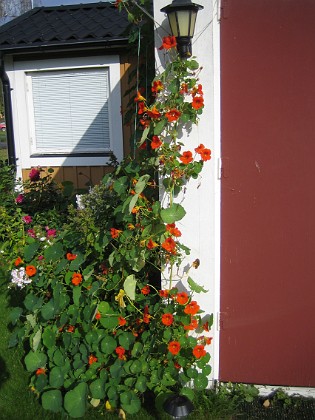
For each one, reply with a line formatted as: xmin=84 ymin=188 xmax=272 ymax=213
xmin=193 ymin=344 xmax=207 ymax=359
xmin=165 ymin=108 xmax=181 ymax=122
xmin=110 ymin=228 xmax=122 ymax=239
xmin=67 ymin=325 xmax=75 ymax=333
xmin=161 ymin=237 xmax=177 ymax=254
xmin=184 ymin=300 xmax=200 ymax=315
xmin=200 ymin=148 xmax=211 ymax=161
xmin=184 ymin=317 xmax=198 ymax=331
xmin=151 ymin=80 xmax=164 ymax=94
xmin=159 ymin=35 xmax=177 ymax=50
xmin=66 ymin=252 xmax=77 ymax=261
xmin=176 ymin=291 xmax=189 ymax=305
xmin=25 ymin=265 xmax=37 ymax=277
xmin=115 ymin=346 xmax=126 ymax=360
xmin=141 ymin=285 xmax=150 ymax=295
xmin=191 ymin=95 xmax=204 ymax=110
xmin=146 ymin=106 xmax=161 ymax=119
xmin=95 ymin=311 xmax=101 ymax=320
xmin=134 ymin=90 xmax=146 ymax=102
xmin=71 ymin=272 xmax=83 ymax=286
xmin=118 ymin=316 xmax=127 ymax=326
xmin=161 ymin=313 xmax=174 ymax=326
xmin=166 ymin=223 xmax=182 ymax=237
xmin=147 ymin=238 xmax=158 ymax=249
xmin=151 ymin=135 xmax=163 ymax=149
xmin=180 ymin=151 xmax=193 ymax=165
xmin=168 ymin=341 xmax=181 ymax=355
xmin=159 ymin=289 xmax=169 ymax=298
xmin=36 ymin=368 xmax=46 ymax=376
xmin=88 ymin=354 xmax=98 ymax=365
xmin=14 ymin=257 xmax=23 ymax=266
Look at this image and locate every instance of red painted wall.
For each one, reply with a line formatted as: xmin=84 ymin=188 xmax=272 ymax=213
xmin=220 ymin=0 xmax=315 ymax=386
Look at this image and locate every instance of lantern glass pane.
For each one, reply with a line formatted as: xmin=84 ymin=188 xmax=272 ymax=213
xmin=176 ymin=10 xmax=191 ymax=37
xmin=168 ymin=11 xmax=179 ymax=37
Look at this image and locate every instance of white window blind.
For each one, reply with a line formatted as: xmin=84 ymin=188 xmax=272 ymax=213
xmin=30 ymin=67 xmax=110 ymax=154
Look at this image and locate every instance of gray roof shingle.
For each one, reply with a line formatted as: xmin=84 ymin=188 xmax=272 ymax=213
xmin=0 ymin=2 xmax=130 ymax=53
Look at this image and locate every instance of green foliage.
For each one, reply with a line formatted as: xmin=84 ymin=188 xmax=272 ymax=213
xmin=3 ymin=3 xmax=214 ymax=418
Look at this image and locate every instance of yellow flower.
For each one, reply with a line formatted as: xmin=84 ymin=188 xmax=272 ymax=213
xmin=115 ymin=289 xmax=126 ymax=308
xmin=105 ymin=401 xmax=112 ymax=411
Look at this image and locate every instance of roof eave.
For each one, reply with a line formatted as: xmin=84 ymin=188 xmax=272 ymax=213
xmin=0 ymin=37 xmax=130 ymax=56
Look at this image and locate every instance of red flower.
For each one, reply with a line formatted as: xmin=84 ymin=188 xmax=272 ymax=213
xmin=141 ymin=285 xmax=150 ymax=295
xmin=146 ymin=106 xmax=161 ymax=119
xmin=168 ymin=341 xmax=181 ymax=355
xmin=176 ymin=291 xmax=189 ymax=305
xmin=22 ymin=215 xmax=32 ymax=224
xmin=193 ymin=344 xmax=207 ymax=359
xmin=162 ymin=313 xmax=174 ymax=326
xmin=25 ymin=265 xmax=36 ymax=277
xmin=194 ymin=144 xmax=205 ymax=154
xmin=138 ymin=102 xmax=147 ymax=115
xmin=159 ymin=289 xmax=169 ymax=298
xmin=134 ymin=90 xmax=146 ymax=102
xmin=88 ymin=354 xmax=98 ymax=365
xmin=184 ymin=317 xmax=198 ymax=331
xmin=115 ymin=346 xmax=126 ymax=360
xmin=143 ymin=305 xmax=151 ymax=324
xmin=29 ymin=167 xmax=40 ymax=182
xmin=36 ymin=368 xmax=46 ymax=376
xmin=66 ymin=252 xmax=77 ymax=261
xmin=151 ymin=135 xmax=163 ymax=149
xmin=14 ymin=257 xmax=23 ymax=267
xmin=165 ymin=108 xmax=181 ymax=122
xmin=184 ymin=301 xmax=200 ymax=315
xmin=166 ymin=223 xmax=181 ymax=237
xmin=15 ymin=194 xmax=24 ymax=204
xmin=161 ymin=237 xmax=177 ymax=254
xmin=147 ymin=239 xmax=158 ymax=249
xmin=95 ymin=312 xmax=101 ymax=320
xmin=191 ymin=96 xmax=204 ymax=110
xmin=71 ymin=272 xmax=83 ymax=286
xmin=110 ymin=228 xmax=122 ymax=239
xmin=159 ymin=36 xmax=177 ymax=50
xmin=203 ymin=321 xmax=210 ymax=332
xmin=67 ymin=325 xmax=75 ymax=333
xmin=118 ymin=316 xmax=127 ymax=326
xmin=200 ymin=148 xmax=211 ymax=162
xmin=152 ymin=80 xmax=164 ymax=94
xmin=180 ymin=151 xmax=193 ymax=164
xmin=174 ymin=361 xmax=181 ymax=369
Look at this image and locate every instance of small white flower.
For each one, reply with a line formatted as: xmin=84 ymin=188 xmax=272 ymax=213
xmin=10 ymin=267 xmax=32 ymax=289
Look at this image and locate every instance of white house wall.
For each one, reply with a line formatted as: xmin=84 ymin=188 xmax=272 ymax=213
xmin=154 ymin=0 xmax=221 ymax=383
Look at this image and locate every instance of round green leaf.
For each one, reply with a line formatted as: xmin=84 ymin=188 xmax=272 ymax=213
xmin=44 ymin=242 xmax=64 ymax=262
xmin=118 ymin=332 xmax=135 ymax=350
xmin=135 ymin=376 xmax=147 ymax=393
xmin=90 ymin=379 xmax=106 ymax=399
xmin=24 ymin=350 xmax=47 ymax=372
xmin=42 ymin=390 xmax=62 ymax=413
xmin=64 ymin=382 xmax=88 ymax=418
xmin=49 ymin=366 xmax=64 ymax=388
xmin=160 ymin=204 xmax=186 ymax=223
xmin=131 ymin=342 xmax=143 ymax=357
xmin=120 ymin=391 xmax=141 ymax=415
xmin=42 ymin=327 xmax=56 ymax=348
xmin=100 ymin=336 xmax=117 ymax=354
xmin=194 ymin=374 xmax=208 ymax=390
xmin=130 ymin=360 xmax=142 ymax=374
xmin=41 ymin=299 xmax=55 ymax=320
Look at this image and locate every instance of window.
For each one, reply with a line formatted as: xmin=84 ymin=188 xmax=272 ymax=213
xmin=12 ymin=55 xmax=123 ymax=167
xmin=29 ymin=68 xmax=111 ymax=154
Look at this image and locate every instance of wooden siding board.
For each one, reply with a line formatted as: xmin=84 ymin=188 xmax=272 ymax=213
xmin=220 ymin=0 xmax=315 ymax=386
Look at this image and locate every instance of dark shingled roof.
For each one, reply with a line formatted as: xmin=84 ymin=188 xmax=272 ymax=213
xmin=0 ymin=2 xmax=130 ymax=54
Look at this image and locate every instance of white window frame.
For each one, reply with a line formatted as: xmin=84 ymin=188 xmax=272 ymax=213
xmin=11 ymin=55 xmax=123 ymax=168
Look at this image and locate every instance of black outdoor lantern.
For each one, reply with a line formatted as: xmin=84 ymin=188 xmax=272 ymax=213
xmin=163 ymin=394 xmax=194 ymax=418
xmin=160 ymin=0 xmax=204 ymax=58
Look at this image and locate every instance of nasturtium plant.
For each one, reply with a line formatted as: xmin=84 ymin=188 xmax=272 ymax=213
xmin=5 ymin=1 xmax=214 ymax=418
